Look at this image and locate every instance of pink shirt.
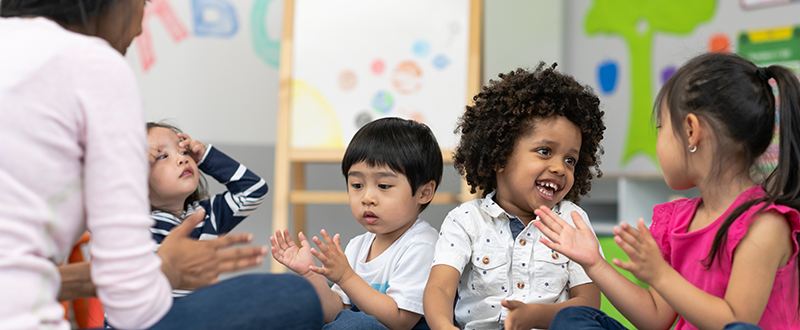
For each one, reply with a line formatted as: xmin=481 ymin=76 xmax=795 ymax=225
xmin=0 ymin=17 xmax=172 ymax=329
xmin=650 ymin=186 xmax=800 ymax=330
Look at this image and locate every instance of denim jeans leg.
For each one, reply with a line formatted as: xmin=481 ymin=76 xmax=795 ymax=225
xmin=322 ymin=309 xmax=390 ymax=330
xmin=549 ymin=306 xmax=629 ymax=330
xmin=723 ymin=322 xmax=763 ymax=330
xmin=149 ymin=274 xmax=323 ymax=330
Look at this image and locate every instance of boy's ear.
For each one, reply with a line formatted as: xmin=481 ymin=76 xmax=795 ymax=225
xmin=416 ymin=180 xmax=436 ymax=205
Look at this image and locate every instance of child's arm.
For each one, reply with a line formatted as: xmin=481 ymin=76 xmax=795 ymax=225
xmin=310 ymin=230 xmax=422 ymax=330
xmin=423 ymin=265 xmax=460 ymax=330
xmin=619 ymin=212 xmax=792 ymax=329
xmin=180 ymin=133 xmax=268 ymax=234
xmin=501 ymin=282 xmax=600 ymax=330
xmin=533 ymin=207 xmax=678 ymax=330
xmin=270 ymin=229 xmax=345 ymax=322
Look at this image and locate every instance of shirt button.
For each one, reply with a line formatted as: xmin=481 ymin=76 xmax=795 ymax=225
xmin=517 ymin=282 xmax=525 ymax=289
xmin=519 ymin=239 xmax=526 ymax=246
xmin=552 ymin=252 xmax=559 ymax=259
xmin=482 ymin=257 xmax=490 ymax=264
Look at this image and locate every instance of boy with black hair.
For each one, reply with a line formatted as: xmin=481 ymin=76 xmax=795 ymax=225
xmin=272 ymin=117 xmax=442 ymax=330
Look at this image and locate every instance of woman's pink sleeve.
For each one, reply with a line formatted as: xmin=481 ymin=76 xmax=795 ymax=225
xmin=73 ymin=43 xmax=172 ymax=329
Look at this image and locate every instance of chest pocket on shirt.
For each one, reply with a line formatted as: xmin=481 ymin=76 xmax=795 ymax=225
xmin=532 ymin=245 xmax=570 ymax=294
xmin=468 ymin=244 xmax=508 ymax=295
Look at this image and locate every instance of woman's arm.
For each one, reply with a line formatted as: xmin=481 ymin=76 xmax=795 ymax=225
xmin=423 ymin=265 xmax=460 ymax=330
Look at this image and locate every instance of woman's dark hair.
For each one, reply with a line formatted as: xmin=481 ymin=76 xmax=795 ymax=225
xmin=341 ymin=117 xmax=443 ymax=213
xmin=147 ymin=122 xmax=209 ymax=211
xmin=1 ymin=0 xmax=121 ymax=35
xmin=453 ymin=62 xmax=605 ymax=204
xmin=655 ymin=52 xmax=800 ymax=306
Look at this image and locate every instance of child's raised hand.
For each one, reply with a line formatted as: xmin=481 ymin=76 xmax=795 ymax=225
xmin=533 ymin=206 xmax=603 ymax=270
xmin=270 ymin=229 xmax=316 ymax=276
xmin=177 ymin=133 xmax=206 ymax=163
xmin=612 ymin=219 xmax=669 ymax=285
xmin=309 ymin=229 xmax=355 ymax=284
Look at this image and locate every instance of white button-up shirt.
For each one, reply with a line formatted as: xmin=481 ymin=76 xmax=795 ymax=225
xmin=432 ymin=191 xmax=602 ymax=330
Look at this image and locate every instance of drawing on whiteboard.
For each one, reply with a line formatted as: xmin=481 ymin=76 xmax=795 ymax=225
xmin=291 ymin=80 xmax=344 ymax=149
xmin=585 ymin=0 xmax=715 ymax=166
xmin=392 ymin=61 xmax=423 ymax=94
xmin=371 ymin=91 xmax=395 ymax=114
xmin=339 ymin=70 xmax=357 ymax=91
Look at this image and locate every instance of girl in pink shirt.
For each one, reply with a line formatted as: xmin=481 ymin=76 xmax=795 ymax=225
xmin=535 ymin=52 xmax=800 ymax=330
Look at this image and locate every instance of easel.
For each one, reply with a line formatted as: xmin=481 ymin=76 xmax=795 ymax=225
xmin=272 ymin=0 xmax=483 ymax=272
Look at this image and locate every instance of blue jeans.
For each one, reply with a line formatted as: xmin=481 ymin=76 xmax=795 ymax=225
xmin=549 ymin=306 xmax=763 ymax=330
xmin=104 ymin=273 xmax=323 ymax=330
xmin=322 ymin=309 xmax=390 ymax=330
xmin=152 ymin=274 xmax=323 ymax=330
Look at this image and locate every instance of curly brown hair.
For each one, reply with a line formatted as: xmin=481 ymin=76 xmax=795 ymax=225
xmin=454 ymin=62 xmax=605 ymax=203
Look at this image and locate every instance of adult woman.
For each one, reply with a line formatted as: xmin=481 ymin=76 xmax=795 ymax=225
xmin=0 ymin=1 xmax=322 ymax=329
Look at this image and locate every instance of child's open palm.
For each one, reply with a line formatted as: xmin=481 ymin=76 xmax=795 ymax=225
xmin=310 ymin=229 xmax=356 ymax=285
xmin=533 ymin=206 xmax=603 ymax=270
xmin=611 ymin=219 xmax=669 ymax=285
xmin=270 ymin=230 xmax=316 ymax=276
xmin=177 ymin=133 xmax=206 ymax=163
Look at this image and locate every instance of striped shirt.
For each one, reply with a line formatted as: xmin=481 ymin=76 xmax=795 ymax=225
xmin=150 ymin=145 xmax=268 ymax=297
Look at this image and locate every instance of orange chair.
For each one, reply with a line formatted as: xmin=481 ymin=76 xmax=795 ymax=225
xmin=61 ymin=232 xmax=105 ymax=328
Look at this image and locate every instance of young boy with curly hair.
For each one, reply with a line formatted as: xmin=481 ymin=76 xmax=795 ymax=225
xmin=424 ymin=63 xmax=607 ymax=330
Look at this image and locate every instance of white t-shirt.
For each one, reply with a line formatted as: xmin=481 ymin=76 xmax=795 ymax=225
xmin=332 ymin=219 xmax=438 ymax=315
xmin=433 ymin=191 xmax=603 ymax=330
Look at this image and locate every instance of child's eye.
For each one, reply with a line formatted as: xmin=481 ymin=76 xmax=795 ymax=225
xmin=378 ymin=184 xmax=392 ymax=189
xmin=350 ymin=183 xmax=363 ymax=189
xmin=156 ymin=154 xmax=167 ymax=160
xmin=565 ymin=157 xmax=577 ymax=166
xmin=180 ymin=150 xmax=189 ymax=155
xmin=537 ymin=148 xmax=551 ymax=156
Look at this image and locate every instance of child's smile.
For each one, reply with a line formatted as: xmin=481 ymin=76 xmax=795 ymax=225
xmin=494 ymin=115 xmax=581 ymax=223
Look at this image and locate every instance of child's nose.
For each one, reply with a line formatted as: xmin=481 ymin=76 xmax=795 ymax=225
xmin=361 ymin=189 xmax=377 ymax=205
xmin=549 ymin=159 xmax=566 ymax=175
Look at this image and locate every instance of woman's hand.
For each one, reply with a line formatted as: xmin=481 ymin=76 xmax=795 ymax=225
xmin=177 ymin=132 xmax=206 ymax=163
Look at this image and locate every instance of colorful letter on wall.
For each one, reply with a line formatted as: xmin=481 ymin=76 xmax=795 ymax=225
xmin=251 ymin=0 xmax=281 ymax=67
xmin=135 ymin=0 xmax=190 ymax=72
xmin=192 ymin=0 xmax=239 ymax=38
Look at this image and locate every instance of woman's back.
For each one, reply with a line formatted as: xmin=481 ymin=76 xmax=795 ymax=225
xmin=0 ymin=17 xmax=172 ymax=329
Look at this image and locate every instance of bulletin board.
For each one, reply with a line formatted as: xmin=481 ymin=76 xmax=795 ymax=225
xmin=561 ymin=1 xmax=800 ymax=175
xmin=271 ymin=0 xmax=482 ymax=271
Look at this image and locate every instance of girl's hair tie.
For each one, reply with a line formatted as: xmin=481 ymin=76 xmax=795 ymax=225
xmin=756 ymin=67 xmax=770 ymax=84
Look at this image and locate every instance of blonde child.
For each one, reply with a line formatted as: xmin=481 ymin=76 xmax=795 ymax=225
xmin=272 ymin=117 xmax=443 ymax=330
xmin=424 ymin=63 xmax=607 ymax=330
xmin=538 ymin=52 xmax=800 ymax=330
xmin=146 ymin=122 xmax=268 ymax=296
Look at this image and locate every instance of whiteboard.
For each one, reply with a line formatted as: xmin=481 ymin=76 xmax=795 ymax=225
xmin=289 ymin=0 xmax=472 ymax=149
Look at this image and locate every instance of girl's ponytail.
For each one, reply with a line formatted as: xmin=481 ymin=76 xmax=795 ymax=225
xmin=765 ymin=65 xmax=800 ymax=209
